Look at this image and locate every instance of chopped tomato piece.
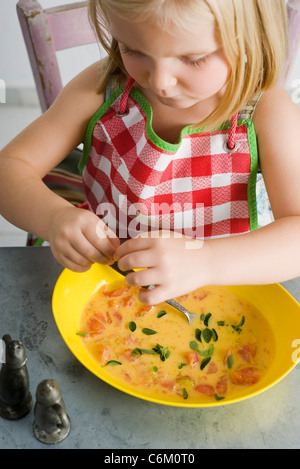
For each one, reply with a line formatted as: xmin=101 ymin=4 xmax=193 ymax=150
xmin=112 ymin=311 xmax=123 ymax=322
xmin=230 ymin=367 xmax=260 ymax=385
xmin=161 ymin=380 xmax=176 ymax=392
xmin=238 ymin=343 xmax=257 ymax=363
xmin=103 ymin=286 xmax=131 ymax=297
xmin=216 ymin=375 xmax=228 ymax=396
xmin=186 ymin=351 xmax=200 ymax=368
xmin=87 ymin=313 xmax=106 ymax=333
xmin=121 ymin=349 xmax=138 ymax=362
xmin=194 ymin=383 xmax=215 ymax=397
xmin=206 ymin=361 xmax=218 ymax=374
xmin=97 ymin=344 xmax=110 ymax=365
xmin=105 ymin=311 xmax=112 ymax=324
xmin=123 ymin=334 xmax=136 ymax=346
xmin=136 ymin=304 xmax=154 ymax=317
xmin=120 ymin=295 xmax=135 ymax=308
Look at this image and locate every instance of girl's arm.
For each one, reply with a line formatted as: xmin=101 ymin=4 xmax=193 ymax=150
xmin=208 ymin=85 xmax=300 ymax=284
xmin=115 ymin=86 xmax=300 ymax=304
xmin=0 ymin=62 xmax=119 ymax=271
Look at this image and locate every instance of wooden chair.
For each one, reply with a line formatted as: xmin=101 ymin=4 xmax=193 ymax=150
xmin=16 ymin=0 xmax=97 ymax=244
xmin=17 ymin=0 xmax=96 ymax=112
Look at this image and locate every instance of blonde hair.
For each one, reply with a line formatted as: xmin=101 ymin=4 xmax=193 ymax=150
xmin=88 ymin=0 xmax=287 ymax=129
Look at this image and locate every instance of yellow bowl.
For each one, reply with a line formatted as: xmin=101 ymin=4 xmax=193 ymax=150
xmin=52 ymin=263 xmax=300 ymax=407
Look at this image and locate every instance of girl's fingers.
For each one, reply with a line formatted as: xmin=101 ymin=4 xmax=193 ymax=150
xmin=117 ymin=248 xmax=156 ymax=272
xmin=138 ymin=284 xmax=168 ymax=305
xmin=114 ymin=235 xmax=151 ymax=260
xmin=84 ymin=220 xmax=120 ymax=260
xmin=50 ymin=244 xmax=93 ymax=272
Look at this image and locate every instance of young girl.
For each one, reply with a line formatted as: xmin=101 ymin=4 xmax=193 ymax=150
xmin=1 ymin=0 xmax=300 ymax=305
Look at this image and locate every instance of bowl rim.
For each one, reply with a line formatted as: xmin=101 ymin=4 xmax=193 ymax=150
xmin=52 ymin=265 xmax=300 ymax=408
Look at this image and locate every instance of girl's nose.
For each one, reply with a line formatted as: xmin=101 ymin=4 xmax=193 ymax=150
xmin=148 ymin=60 xmax=177 ymax=93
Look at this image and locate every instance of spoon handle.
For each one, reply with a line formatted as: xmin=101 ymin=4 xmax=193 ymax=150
xmin=109 ymin=262 xmax=195 ymax=323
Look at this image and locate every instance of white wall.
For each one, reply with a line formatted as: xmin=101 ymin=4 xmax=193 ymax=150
xmin=0 ymin=0 xmax=299 ymax=99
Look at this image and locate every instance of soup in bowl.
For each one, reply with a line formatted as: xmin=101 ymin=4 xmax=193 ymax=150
xmin=52 ymin=263 xmax=300 ymax=407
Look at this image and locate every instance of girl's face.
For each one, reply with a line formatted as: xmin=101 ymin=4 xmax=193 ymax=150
xmin=108 ymin=11 xmax=230 ymax=111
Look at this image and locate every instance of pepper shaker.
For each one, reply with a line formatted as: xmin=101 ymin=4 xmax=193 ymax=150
xmin=0 ymin=334 xmax=32 ymax=419
xmin=33 ymin=379 xmax=71 ymax=444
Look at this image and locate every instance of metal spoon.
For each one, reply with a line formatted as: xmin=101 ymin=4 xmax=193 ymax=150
xmin=110 ymin=262 xmax=197 ymax=324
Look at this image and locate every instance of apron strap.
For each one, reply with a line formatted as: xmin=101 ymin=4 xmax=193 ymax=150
xmin=226 ymin=112 xmax=239 ymax=152
xmin=118 ymin=77 xmax=135 ymax=115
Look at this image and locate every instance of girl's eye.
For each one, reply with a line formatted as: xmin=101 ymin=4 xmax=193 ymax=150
xmin=181 ymin=56 xmax=208 ymax=67
xmin=120 ymin=43 xmax=210 ymax=67
xmin=120 ymin=45 xmax=142 ymax=57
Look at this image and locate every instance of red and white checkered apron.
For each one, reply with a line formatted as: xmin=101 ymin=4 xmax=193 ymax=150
xmin=81 ymin=78 xmax=258 ymax=240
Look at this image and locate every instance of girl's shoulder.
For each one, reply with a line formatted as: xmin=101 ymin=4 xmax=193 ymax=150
xmin=253 ymin=84 xmax=300 ymax=139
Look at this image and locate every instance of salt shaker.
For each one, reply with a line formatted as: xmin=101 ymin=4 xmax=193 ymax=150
xmin=0 ymin=334 xmax=32 ymax=419
xmin=33 ymin=379 xmax=71 ymax=444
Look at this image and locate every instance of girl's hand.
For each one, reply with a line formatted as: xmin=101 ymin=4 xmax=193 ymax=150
xmin=114 ymin=231 xmax=210 ymax=304
xmin=48 ymin=206 xmax=120 ymax=272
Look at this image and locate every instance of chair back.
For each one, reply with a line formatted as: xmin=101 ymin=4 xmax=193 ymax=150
xmin=17 ymin=0 xmax=96 ymax=112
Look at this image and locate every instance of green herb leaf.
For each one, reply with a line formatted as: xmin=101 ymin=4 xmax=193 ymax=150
xmin=200 ymin=356 xmax=211 ymax=370
xmin=232 ymin=316 xmax=245 ymax=333
xmin=131 ymin=348 xmax=142 ymax=358
xmin=128 ymin=321 xmax=136 ymax=332
xmin=76 ymin=331 xmax=92 ymax=337
xmin=195 ymin=328 xmax=202 ymax=342
xmin=152 ymin=366 xmax=158 ymax=372
xmin=183 ymin=388 xmax=188 ymax=399
xmin=152 ymin=344 xmax=170 ymax=361
xmin=200 ymin=313 xmax=206 ymax=321
xmin=217 ymin=321 xmax=225 ymax=326
xmin=204 ymin=312 xmax=212 ymax=326
xmin=105 ymin=360 xmax=122 ymax=366
xmin=198 ymin=344 xmax=215 ymax=358
xmin=142 ymin=328 xmax=157 ymax=335
xmin=237 ymin=316 xmax=245 ymax=327
xmin=202 ymin=328 xmax=212 ymax=343
xmin=214 ymin=394 xmax=225 ymax=401
xmin=189 ymin=340 xmax=199 ymax=351
xmin=212 ymin=328 xmax=218 ymax=342
xmin=178 ymin=362 xmax=187 ymax=369
xmin=227 ymin=354 xmax=234 ymax=369
xmin=157 ymin=310 xmax=167 ymax=318
xmin=141 ymin=348 xmax=156 ymax=355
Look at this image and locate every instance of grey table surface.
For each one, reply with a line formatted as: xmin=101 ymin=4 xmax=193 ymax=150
xmin=0 ymin=246 xmax=300 ymax=451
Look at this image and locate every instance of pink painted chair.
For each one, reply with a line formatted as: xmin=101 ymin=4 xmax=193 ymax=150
xmin=17 ymin=0 xmax=96 ymax=112
xmin=16 ymin=0 xmax=97 ymax=244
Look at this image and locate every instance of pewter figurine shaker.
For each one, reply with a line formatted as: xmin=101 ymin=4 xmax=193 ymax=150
xmin=33 ymin=379 xmax=71 ymax=444
xmin=0 ymin=334 xmax=32 ymax=419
